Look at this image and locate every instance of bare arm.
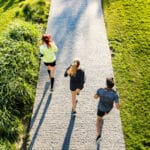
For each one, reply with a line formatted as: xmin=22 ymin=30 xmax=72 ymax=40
xmin=115 ymin=103 xmax=120 ymax=109
xmin=64 ymin=66 xmax=71 ymax=77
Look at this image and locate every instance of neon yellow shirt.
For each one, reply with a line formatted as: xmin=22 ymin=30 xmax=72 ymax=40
xmin=40 ymin=43 xmax=58 ymax=63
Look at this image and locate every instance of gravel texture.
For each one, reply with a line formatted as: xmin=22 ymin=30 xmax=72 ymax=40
xmin=29 ymin=0 xmax=126 ymax=149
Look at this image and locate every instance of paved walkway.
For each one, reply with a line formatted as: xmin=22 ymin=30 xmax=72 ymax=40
xmin=29 ymin=0 xmax=125 ymax=149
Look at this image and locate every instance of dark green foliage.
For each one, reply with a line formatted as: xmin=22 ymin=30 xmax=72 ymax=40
xmin=0 ymin=0 xmax=49 ymax=149
xmin=0 ymin=139 xmax=16 ymax=150
xmin=8 ymin=21 xmax=40 ymax=44
xmin=0 ymin=20 xmax=41 ymax=146
xmin=0 ymin=40 xmax=38 ymax=116
xmin=0 ymin=109 xmax=22 ymax=142
xmin=103 ymin=0 xmax=150 ymax=149
xmin=16 ymin=0 xmax=50 ymax=24
xmin=0 ymin=0 xmax=25 ymax=11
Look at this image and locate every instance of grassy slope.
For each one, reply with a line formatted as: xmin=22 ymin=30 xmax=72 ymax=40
xmin=0 ymin=0 xmax=50 ymax=149
xmin=0 ymin=2 xmax=23 ymax=149
xmin=103 ymin=0 xmax=150 ymax=149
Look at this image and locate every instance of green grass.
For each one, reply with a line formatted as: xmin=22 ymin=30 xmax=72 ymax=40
xmin=102 ymin=0 xmax=150 ymax=149
xmin=0 ymin=0 xmax=50 ymax=149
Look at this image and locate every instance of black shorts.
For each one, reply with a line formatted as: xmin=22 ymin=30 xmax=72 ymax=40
xmin=44 ymin=60 xmax=56 ymax=67
xmin=70 ymin=84 xmax=83 ymax=91
xmin=97 ymin=110 xmax=110 ymax=117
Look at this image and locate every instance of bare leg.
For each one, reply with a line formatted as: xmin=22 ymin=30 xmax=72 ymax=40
xmin=47 ymin=66 xmax=55 ymax=90
xmin=76 ymin=88 xmax=81 ymax=95
xmin=96 ymin=116 xmax=102 ymax=136
xmin=47 ymin=65 xmax=51 ymax=79
xmin=71 ymin=91 xmax=77 ymax=111
xmin=50 ymin=66 xmax=55 ymax=78
xmin=47 ymin=66 xmax=55 ymax=77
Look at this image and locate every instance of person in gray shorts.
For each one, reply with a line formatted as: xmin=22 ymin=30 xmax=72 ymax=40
xmin=94 ymin=78 xmax=120 ymax=143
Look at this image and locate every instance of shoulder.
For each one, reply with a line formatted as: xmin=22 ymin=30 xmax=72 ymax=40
xmin=96 ymin=88 xmax=104 ymax=95
xmin=50 ymin=42 xmax=57 ymax=48
xmin=109 ymin=89 xmax=119 ymax=98
xmin=97 ymin=88 xmax=104 ymax=93
xmin=110 ymin=89 xmax=117 ymax=94
xmin=40 ymin=44 xmax=47 ymax=50
xmin=77 ymin=69 xmax=84 ymax=74
xmin=50 ymin=41 xmax=55 ymax=46
xmin=79 ymin=68 xmax=84 ymax=72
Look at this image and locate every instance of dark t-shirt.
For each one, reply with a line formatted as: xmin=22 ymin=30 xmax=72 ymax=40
xmin=96 ymin=88 xmax=119 ymax=112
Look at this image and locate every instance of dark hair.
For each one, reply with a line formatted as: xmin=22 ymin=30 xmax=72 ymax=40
xmin=106 ymin=78 xmax=114 ymax=88
xmin=42 ymin=34 xmax=52 ymax=47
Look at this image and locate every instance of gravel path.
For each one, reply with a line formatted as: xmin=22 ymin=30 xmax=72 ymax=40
xmin=29 ymin=0 xmax=126 ymax=149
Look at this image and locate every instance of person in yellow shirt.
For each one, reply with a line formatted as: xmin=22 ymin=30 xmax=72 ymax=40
xmin=39 ymin=34 xmax=58 ymax=92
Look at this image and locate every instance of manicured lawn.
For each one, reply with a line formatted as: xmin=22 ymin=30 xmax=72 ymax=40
xmin=102 ymin=0 xmax=150 ymax=149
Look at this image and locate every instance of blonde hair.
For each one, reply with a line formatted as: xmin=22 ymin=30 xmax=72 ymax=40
xmin=67 ymin=60 xmax=80 ymax=76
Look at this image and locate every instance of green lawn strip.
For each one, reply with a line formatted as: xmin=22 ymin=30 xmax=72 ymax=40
xmin=103 ymin=0 xmax=150 ymax=149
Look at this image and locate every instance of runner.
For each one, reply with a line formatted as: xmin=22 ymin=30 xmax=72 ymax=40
xmin=94 ymin=78 xmax=120 ymax=143
xmin=39 ymin=34 xmax=58 ymax=92
xmin=64 ymin=60 xmax=85 ymax=115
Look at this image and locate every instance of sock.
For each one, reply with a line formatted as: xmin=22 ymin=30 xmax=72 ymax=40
xmin=50 ymin=78 xmax=54 ymax=89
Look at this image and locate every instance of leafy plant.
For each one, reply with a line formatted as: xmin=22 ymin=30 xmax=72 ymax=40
xmin=0 ymin=0 xmax=49 ymax=149
xmin=0 ymin=139 xmax=16 ymax=150
xmin=7 ymin=20 xmax=41 ymax=44
xmin=16 ymin=0 xmax=50 ymax=23
xmin=0 ymin=20 xmax=41 ymax=148
xmin=0 ymin=108 xmax=23 ymax=142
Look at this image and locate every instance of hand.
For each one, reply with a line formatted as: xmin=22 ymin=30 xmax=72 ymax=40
xmin=115 ymin=103 xmax=120 ymax=109
xmin=94 ymin=94 xmax=99 ymax=99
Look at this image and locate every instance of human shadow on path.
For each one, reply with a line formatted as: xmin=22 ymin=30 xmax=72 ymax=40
xmin=28 ymin=93 xmax=52 ymax=150
xmin=20 ymin=82 xmax=50 ymax=149
xmin=62 ymin=115 xmax=76 ymax=150
xmin=30 ymin=82 xmax=49 ymax=129
xmin=47 ymin=0 xmax=88 ymax=65
xmin=96 ymin=119 xmax=104 ymax=150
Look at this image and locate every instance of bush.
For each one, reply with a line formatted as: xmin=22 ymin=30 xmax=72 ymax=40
xmin=6 ymin=20 xmax=41 ymax=44
xmin=0 ymin=20 xmax=41 ymax=142
xmin=0 ymin=139 xmax=16 ymax=150
xmin=0 ymin=109 xmax=23 ymax=142
xmin=0 ymin=0 xmax=48 ymax=148
xmin=16 ymin=0 xmax=50 ymax=23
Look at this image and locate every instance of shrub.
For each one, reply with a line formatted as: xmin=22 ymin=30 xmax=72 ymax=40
xmin=0 ymin=20 xmax=41 ymax=142
xmin=7 ymin=20 xmax=41 ymax=44
xmin=0 ymin=109 xmax=23 ymax=142
xmin=0 ymin=139 xmax=16 ymax=150
xmin=16 ymin=0 xmax=50 ymax=23
xmin=0 ymin=40 xmax=38 ymax=116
